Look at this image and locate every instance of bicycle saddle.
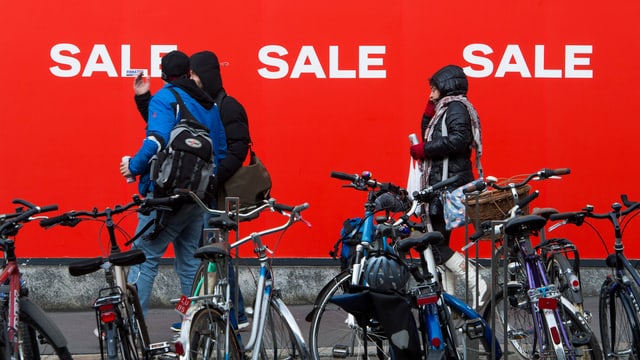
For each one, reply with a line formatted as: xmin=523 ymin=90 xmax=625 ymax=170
xmin=504 ymin=215 xmax=547 ymax=236
xmin=395 ymin=232 xmax=444 ymax=252
xmin=194 ymin=241 xmax=230 ymax=261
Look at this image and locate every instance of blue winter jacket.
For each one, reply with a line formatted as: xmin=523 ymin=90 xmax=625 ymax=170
xmin=129 ymin=84 xmax=227 ymax=195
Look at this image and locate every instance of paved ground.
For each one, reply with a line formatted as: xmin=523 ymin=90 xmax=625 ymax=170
xmin=45 ymin=297 xmax=602 ymax=359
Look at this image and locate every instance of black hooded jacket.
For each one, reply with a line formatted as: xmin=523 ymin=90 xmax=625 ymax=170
xmin=421 ymin=65 xmax=474 ymax=188
xmin=190 ymin=51 xmax=250 ymax=185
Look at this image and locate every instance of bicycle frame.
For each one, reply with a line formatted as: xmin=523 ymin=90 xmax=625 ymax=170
xmin=177 ymin=194 xmax=310 ymax=360
xmin=0 ymin=250 xmax=23 ymax=356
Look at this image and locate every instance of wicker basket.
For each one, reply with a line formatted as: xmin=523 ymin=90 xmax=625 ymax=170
xmin=464 ymin=185 xmax=531 ymax=225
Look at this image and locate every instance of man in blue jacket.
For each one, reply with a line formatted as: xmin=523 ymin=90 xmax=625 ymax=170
xmin=120 ymin=50 xmax=227 ymax=314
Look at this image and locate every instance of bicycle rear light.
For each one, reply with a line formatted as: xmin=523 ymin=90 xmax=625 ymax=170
xmin=416 ymin=294 xmax=438 ymax=306
xmin=173 ymin=341 xmax=184 ymax=356
xmin=538 ymin=297 xmax=558 ymax=310
xmin=98 ymin=304 xmax=117 ymax=323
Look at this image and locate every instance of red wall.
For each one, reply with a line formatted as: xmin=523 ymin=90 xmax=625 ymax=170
xmin=2 ymin=0 xmax=639 ymax=259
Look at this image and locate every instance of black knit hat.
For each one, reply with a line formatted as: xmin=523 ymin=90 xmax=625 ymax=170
xmin=161 ymin=50 xmax=190 ymax=81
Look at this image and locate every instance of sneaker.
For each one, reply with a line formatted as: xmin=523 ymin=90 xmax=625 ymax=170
xmin=170 ymin=322 xmax=182 ymax=332
xmin=93 ymin=327 xmax=105 ymax=340
xmin=237 ymin=319 xmax=250 ymax=331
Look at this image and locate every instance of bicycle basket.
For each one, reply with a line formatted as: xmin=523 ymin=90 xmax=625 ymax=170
xmin=464 ymin=185 xmax=531 ymax=227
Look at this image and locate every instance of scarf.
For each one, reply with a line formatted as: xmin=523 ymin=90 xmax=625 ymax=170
xmin=419 ymin=95 xmax=482 ymax=190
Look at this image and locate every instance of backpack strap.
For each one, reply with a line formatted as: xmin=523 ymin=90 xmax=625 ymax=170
xmin=168 ymin=87 xmax=196 ymax=121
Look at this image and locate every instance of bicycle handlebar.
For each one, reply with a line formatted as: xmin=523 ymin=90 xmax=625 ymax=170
xmin=488 ymin=168 xmax=570 ymax=191
xmin=39 ymin=195 xmax=142 ymax=228
xmin=0 ymin=199 xmax=59 ymax=236
xmin=549 ymin=194 xmax=640 ymax=223
xmin=330 ymin=170 xmax=403 ymax=194
xmin=411 ymin=174 xmax=460 ymax=202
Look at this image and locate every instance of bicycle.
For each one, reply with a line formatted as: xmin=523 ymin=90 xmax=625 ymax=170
xmin=307 ymin=170 xmax=427 ymax=360
xmin=40 ymin=195 xmax=174 ymax=360
xmin=0 ymin=198 xmax=73 ymax=359
xmin=308 ymin=172 xmax=498 ymax=359
xmin=468 ymin=168 xmax=602 ymax=359
xmin=549 ymin=194 xmax=640 ymax=359
xmin=174 ymin=192 xmax=311 ymax=360
xmin=384 ymin=194 xmax=502 ymax=359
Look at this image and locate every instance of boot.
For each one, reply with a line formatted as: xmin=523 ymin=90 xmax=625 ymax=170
xmin=438 ymin=266 xmax=456 ymax=295
xmin=443 ymin=251 xmax=488 ymax=310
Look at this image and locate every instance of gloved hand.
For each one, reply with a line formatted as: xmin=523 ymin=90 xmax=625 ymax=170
xmin=423 ymin=100 xmax=436 ymax=118
xmin=410 ymin=143 xmax=426 ymax=160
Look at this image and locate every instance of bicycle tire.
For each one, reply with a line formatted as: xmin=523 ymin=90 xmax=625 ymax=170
xmin=188 ymin=306 xmax=242 ymax=360
xmin=259 ymin=295 xmax=309 ymax=359
xmin=547 ymin=252 xmax=584 ymax=313
xmin=599 ymin=277 xmax=640 ymax=359
xmin=308 ymin=271 xmax=391 ymax=360
xmin=483 ymin=282 xmax=602 ymax=359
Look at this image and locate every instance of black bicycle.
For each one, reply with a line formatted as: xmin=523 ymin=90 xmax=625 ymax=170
xmin=549 ymin=194 xmax=640 ymax=359
xmin=40 ymin=195 xmax=176 ymax=360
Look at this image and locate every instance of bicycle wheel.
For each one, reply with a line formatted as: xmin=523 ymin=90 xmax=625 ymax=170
xmin=547 ymin=252 xmax=584 ymax=312
xmin=483 ymin=282 xmax=602 ymax=359
xmin=0 ymin=298 xmax=73 ymax=360
xmin=259 ymin=295 xmax=309 ymax=359
xmin=308 ymin=271 xmax=391 ymax=360
xmin=599 ymin=277 xmax=640 ymax=359
xmin=189 ymin=306 xmax=242 ymax=360
xmin=1 ymin=309 xmax=74 ymax=360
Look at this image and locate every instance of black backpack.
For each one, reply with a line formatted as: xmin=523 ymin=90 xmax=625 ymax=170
xmin=150 ymin=88 xmax=214 ymax=200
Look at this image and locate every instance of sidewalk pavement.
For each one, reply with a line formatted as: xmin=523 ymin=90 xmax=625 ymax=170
xmin=46 ymin=298 xmax=601 ymax=359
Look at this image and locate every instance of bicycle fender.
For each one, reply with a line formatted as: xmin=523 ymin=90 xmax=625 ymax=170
xmin=271 ymin=297 xmax=311 ymax=359
xmin=20 ymin=298 xmax=68 ymax=348
xmin=442 ymin=292 xmax=503 ymax=359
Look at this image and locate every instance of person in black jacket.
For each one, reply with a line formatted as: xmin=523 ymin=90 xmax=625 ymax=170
xmin=409 ymin=64 xmax=487 ymax=309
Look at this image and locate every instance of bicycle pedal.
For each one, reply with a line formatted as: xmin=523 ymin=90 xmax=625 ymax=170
xmin=147 ymin=341 xmax=171 ymax=356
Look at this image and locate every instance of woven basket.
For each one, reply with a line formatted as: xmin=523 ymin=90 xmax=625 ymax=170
xmin=464 ymin=185 xmax=531 ymax=225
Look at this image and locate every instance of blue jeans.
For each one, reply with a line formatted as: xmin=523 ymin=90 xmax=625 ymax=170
xmin=128 ymin=201 xmax=203 ymax=315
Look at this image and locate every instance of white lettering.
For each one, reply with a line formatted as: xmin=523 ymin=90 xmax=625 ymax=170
xmin=463 ymin=44 xmax=494 ymax=77
xmin=329 ymin=46 xmax=355 ymax=78
xmin=534 ymin=45 xmax=562 ymax=78
xmin=257 ymin=45 xmax=387 ymax=79
xmin=49 ymin=43 xmax=82 ymax=77
xmin=495 ymin=45 xmax=531 ymax=78
xmin=565 ymin=45 xmax=593 ymax=78
xmin=257 ymin=45 xmax=289 ymax=79
xmin=291 ymin=46 xmax=326 ymax=78
xmin=462 ymin=43 xmax=593 ymax=79
xmin=82 ymin=44 xmax=118 ymax=77
xmin=359 ymin=46 xmax=386 ymax=78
